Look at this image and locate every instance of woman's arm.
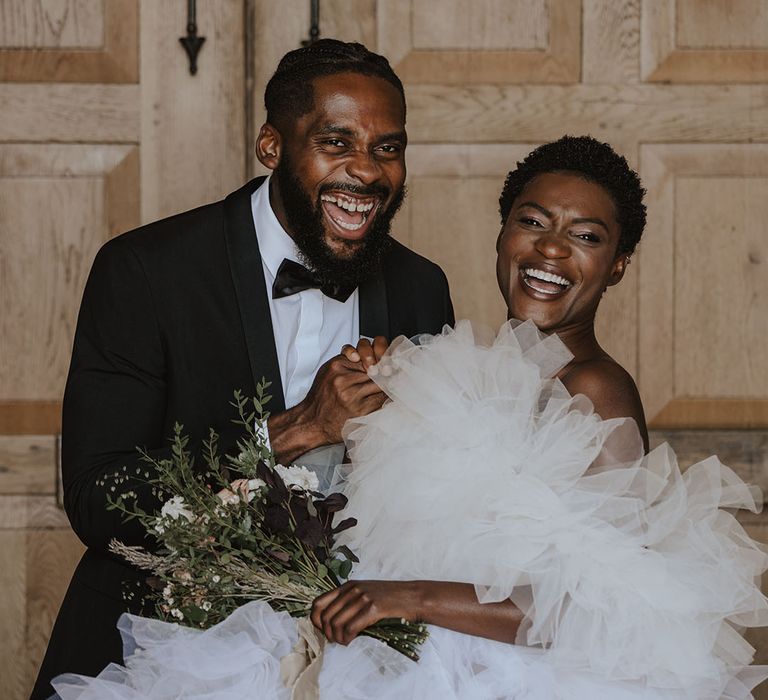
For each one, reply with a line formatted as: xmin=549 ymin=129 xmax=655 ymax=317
xmin=311 ymin=580 xmax=523 ymax=646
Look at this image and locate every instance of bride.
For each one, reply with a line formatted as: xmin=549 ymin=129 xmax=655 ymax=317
xmin=51 ymin=136 xmax=768 ymax=699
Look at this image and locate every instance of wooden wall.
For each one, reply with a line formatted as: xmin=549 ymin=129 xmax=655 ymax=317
xmin=1 ymin=1 xmax=767 ymax=697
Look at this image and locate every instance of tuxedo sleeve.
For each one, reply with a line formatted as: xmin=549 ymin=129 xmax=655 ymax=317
xmin=62 ymin=237 xmax=169 ymax=551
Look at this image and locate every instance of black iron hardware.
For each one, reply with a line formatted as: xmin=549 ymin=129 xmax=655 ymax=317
xmin=180 ymin=0 xmax=206 ymax=75
xmin=302 ymin=0 xmax=320 ymax=46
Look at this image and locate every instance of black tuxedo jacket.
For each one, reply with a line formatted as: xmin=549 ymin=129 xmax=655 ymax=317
xmin=32 ymin=178 xmax=453 ymax=698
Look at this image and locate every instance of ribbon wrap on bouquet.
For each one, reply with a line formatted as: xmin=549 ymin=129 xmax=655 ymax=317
xmin=280 ymin=616 xmax=326 ymax=700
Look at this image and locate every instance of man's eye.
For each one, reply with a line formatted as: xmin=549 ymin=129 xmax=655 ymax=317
xmin=323 ymin=139 xmax=346 ymax=148
xmin=575 ymin=231 xmax=600 ymax=243
xmin=520 ymin=216 xmax=543 ymax=227
xmin=377 ymin=144 xmax=401 ymax=154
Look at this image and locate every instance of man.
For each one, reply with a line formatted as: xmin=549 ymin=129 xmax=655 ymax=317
xmin=32 ymin=39 xmax=453 ymax=698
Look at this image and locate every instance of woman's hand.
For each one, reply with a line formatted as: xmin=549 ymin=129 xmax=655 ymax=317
xmin=310 ymin=580 xmax=420 ymax=645
xmin=341 ymin=336 xmax=390 ymax=374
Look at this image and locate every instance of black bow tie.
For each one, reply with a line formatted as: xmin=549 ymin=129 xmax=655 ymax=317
xmin=272 ymin=258 xmax=356 ymax=303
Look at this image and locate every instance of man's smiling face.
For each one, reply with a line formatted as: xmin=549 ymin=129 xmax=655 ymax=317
xmin=259 ymin=71 xmax=407 ymax=286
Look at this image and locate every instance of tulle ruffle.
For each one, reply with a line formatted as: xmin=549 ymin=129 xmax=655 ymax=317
xmin=52 ymin=320 xmax=768 ymax=699
xmin=338 ymin=320 xmax=768 ymax=698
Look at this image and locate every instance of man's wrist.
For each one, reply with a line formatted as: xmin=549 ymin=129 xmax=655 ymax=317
xmin=267 ymin=401 xmax=327 ymax=464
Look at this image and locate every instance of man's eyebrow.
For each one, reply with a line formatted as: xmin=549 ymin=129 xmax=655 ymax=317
xmin=377 ymin=130 xmax=407 ymax=143
xmin=517 ymin=201 xmax=609 ymax=231
xmin=315 ymin=125 xmax=356 ymax=137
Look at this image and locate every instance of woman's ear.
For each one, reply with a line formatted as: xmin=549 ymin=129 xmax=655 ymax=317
xmin=607 ymin=255 xmax=629 ymax=287
xmin=255 ymin=123 xmax=282 ymax=171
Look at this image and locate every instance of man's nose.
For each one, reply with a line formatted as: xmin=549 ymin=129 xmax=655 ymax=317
xmin=345 ymin=150 xmax=381 ymax=185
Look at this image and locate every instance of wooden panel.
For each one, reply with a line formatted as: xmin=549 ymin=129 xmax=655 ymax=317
xmin=0 ymin=144 xmax=139 ymax=403
xmin=0 ymin=0 xmax=138 ymax=82
xmin=0 ymin=496 xmax=71 ymax=529
xmin=0 ymin=402 xmax=60 ymax=435
xmin=675 ymin=177 xmax=767 ymax=397
xmin=676 ymin=0 xmax=768 ymax=49
xmin=582 ymin=0 xmax=641 ymax=84
xmin=404 ymin=84 xmax=768 ymax=143
xmin=0 ymin=527 xmax=84 ymax=700
xmin=411 ymin=0 xmax=548 ymax=50
xmin=0 ymin=531 xmax=26 ymax=700
xmin=641 ymin=0 xmax=768 ymax=83
xmin=23 ymin=530 xmax=85 ymax=699
xmin=650 ymin=429 xmax=768 ymax=498
xmin=638 ymin=144 xmax=768 ymax=428
xmin=0 ymin=436 xmax=56 ymax=494
xmin=0 ymin=0 xmax=103 ymax=48
xmin=378 ymin=0 xmax=581 ymax=84
xmin=140 ymin=0 xmax=246 ymax=221
xmin=0 ymin=84 xmax=139 ymax=141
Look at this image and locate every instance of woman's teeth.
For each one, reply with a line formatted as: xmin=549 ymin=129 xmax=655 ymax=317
xmin=522 ymin=267 xmax=572 ymax=294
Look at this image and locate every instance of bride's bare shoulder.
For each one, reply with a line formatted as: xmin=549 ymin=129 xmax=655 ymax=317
xmin=562 ymin=359 xmax=648 ymax=451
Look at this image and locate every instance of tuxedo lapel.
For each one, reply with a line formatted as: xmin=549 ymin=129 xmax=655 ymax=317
xmin=359 ymin=266 xmax=390 ymax=339
xmin=223 ymin=177 xmax=286 ymax=413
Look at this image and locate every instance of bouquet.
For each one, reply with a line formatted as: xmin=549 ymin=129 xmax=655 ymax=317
xmin=101 ymin=382 xmax=428 ymax=660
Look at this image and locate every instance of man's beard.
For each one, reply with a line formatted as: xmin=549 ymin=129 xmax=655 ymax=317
xmin=273 ymin=162 xmax=406 ymax=289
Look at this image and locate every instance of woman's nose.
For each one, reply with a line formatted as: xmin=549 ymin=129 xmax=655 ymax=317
xmin=534 ymin=231 xmax=571 ymax=259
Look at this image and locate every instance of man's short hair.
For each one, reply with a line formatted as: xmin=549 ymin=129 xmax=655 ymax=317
xmin=498 ymin=135 xmax=647 ymax=257
xmin=264 ymin=39 xmax=406 ymax=129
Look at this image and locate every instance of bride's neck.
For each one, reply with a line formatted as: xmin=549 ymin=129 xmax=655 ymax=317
xmin=551 ymin=321 xmax=607 ymax=365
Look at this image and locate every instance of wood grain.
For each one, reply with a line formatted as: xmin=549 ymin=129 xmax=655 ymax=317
xmin=0 ymin=402 xmax=61 ymax=435
xmin=638 ymin=144 xmax=768 ymax=427
xmin=0 ymin=0 xmax=103 ymax=49
xmin=641 ymin=0 xmax=768 ymax=82
xmin=405 ymin=84 xmax=768 ymax=143
xmin=0 ymin=84 xmax=139 ymax=141
xmin=0 ymin=436 xmax=56 ymax=494
xmin=676 ymin=0 xmax=768 ymax=50
xmin=0 ymin=145 xmax=138 ymax=403
xmin=0 ymin=0 xmax=138 ymax=82
xmin=381 ymin=0 xmax=581 ymax=84
xmin=582 ymin=0 xmax=640 ymax=84
xmin=139 ymin=0 xmax=245 ymax=222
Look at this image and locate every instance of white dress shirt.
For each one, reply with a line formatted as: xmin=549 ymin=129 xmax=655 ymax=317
xmin=251 ymin=176 xmax=360 ymax=410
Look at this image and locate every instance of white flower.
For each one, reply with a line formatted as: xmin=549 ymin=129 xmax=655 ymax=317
xmin=201 ymin=601 xmax=212 ymax=612
xmin=212 ymin=574 xmax=221 ymax=584
xmin=162 ymin=585 xmax=173 ymax=599
xmin=160 ymin=495 xmax=195 ymax=522
xmin=275 ymin=464 xmax=319 ymax=492
xmin=153 ymin=520 xmax=166 ymax=535
xmin=170 ymin=608 xmax=184 ymax=620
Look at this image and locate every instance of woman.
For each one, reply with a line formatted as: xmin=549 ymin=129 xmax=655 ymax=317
xmin=51 ymin=137 xmax=768 ymax=699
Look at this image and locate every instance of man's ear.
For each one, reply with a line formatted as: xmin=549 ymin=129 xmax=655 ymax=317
xmin=607 ymin=255 xmax=629 ymax=287
xmin=256 ymin=123 xmax=282 ymax=171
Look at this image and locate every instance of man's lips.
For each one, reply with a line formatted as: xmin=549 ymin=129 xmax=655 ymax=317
xmin=519 ymin=266 xmax=573 ymax=297
xmin=320 ymin=191 xmax=381 ymax=240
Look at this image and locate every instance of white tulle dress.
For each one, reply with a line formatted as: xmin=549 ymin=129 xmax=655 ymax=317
xmin=52 ymin=321 xmax=768 ymax=700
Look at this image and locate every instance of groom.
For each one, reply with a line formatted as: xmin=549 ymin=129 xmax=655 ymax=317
xmin=32 ymin=39 xmax=453 ymax=698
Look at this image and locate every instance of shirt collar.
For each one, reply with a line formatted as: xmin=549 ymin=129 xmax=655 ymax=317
xmin=251 ymin=174 xmax=302 ymax=280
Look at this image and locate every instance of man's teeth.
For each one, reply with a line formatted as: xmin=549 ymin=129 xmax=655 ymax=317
xmin=320 ymin=194 xmax=375 ymax=213
xmin=336 ymin=220 xmax=364 ymax=231
xmin=523 ymin=268 xmax=571 ymax=287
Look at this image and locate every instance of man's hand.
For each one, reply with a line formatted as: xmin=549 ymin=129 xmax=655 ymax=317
xmin=267 ymin=353 xmax=386 ymax=464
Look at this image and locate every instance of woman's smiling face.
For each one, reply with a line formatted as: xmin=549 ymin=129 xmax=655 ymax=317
xmin=496 ymin=171 xmax=627 ymax=334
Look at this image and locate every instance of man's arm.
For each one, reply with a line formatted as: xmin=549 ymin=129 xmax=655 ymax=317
xmin=63 ymin=239 xmax=170 ymax=550
xmin=267 ymin=355 xmax=386 ymax=465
